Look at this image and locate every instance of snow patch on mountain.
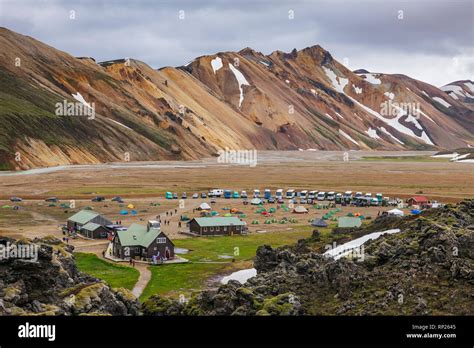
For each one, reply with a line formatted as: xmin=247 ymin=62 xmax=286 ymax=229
xmin=71 ymin=92 xmax=93 ymax=109
xmin=339 ymin=129 xmax=359 ymax=146
xmin=465 ymin=82 xmax=474 ymax=92
xmin=228 ymin=63 xmax=250 ymax=108
xmin=366 ymin=127 xmax=380 ymax=139
xmin=323 ymin=67 xmax=348 ymax=93
xmin=432 ymin=97 xmax=451 ymax=108
xmin=211 ymin=57 xmax=223 ymax=73
xmin=348 ymin=96 xmax=433 ymax=145
xmin=360 ymin=73 xmax=381 ymax=85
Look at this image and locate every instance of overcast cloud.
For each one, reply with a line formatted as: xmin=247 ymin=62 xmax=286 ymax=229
xmin=0 ymin=0 xmax=473 ymax=86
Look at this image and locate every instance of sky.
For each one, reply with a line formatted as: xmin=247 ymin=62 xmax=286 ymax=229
xmin=0 ymin=0 xmax=473 ymax=86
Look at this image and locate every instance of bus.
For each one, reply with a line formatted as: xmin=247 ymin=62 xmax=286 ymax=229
xmin=344 ymin=191 xmax=353 ymax=202
xmin=286 ymin=189 xmax=295 ymax=198
xmin=317 ymin=192 xmax=326 ymax=201
xmin=376 ymin=193 xmax=383 ymax=203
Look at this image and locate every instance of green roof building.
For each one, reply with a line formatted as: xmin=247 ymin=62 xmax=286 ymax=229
xmin=67 ymin=210 xmax=112 ymax=238
xmin=112 ymin=223 xmax=174 ymax=261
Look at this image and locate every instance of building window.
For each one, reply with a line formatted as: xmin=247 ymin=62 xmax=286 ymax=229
xmin=223 ymin=226 xmax=227 ymax=231
xmin=210 ymin=227 xmax=214 ymax=232
xmin=236 ymin=226 xmax=241 ymax=230
xmin=203 ymin=227 xmax=207 ymax=232
xmin=157 ymin=237 xmax=166 ymax=244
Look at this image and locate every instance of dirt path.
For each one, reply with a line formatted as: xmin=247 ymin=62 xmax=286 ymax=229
xmin=131 ymin=263 xmax=152 ymax=298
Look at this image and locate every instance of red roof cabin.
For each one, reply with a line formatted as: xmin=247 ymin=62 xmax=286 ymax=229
xmin=406 ymin=196 xmax=429 ymax=206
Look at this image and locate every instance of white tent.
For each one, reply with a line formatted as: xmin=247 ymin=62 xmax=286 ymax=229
xmin=387 ymin=208 xmax=404 ymax=217
xmin=250 ymin=198 xmax=262 ymax=205
xmin=198 ymin=202 xmax=211 ymax=210
xmin=293 ymin=205 xmax=308 ymax=214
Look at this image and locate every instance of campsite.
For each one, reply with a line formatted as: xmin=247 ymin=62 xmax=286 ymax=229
xmin=0 ymin=151 xmax=472 ymax=301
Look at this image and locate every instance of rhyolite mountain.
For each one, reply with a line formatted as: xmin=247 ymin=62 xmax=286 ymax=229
xmin=1 ymin=27 xmax=473 ymax=170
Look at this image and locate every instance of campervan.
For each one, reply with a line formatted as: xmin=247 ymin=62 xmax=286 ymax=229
xmin=253 ymin=189 xmax=261 ymax=198
xmin=355 ymin=192 xmax=363 ymax=199
xmin=224 ymin=190 xmax=232 ymax=199
xmin=335 ymin=193 xmax=342 ymax=204
xmin=241 ymin=191 xmax=248 ymax=198
xmin=264 ymin=189 xmax=272 ymax=199
xmin=344 ymin=191 xmax=353 ymax=202
xmin=286 ymin=189 xmax=295 ymax=198
xmin=208 ymin=189 xmax=224 ymax=197
xmin=317 ymin=192 xmax=326 ymax=201
xmin=327 ymin=192 xmax=335 ymax=201
xmin=376 ymin=193 xmax=383 ymax=203
xmin=300 ymin=190 xmax=308 ymax=199
xmin=276 ymin=189 xmax=283 ymax=198
xmin=308 ymin=191 xmax=317 ymax=199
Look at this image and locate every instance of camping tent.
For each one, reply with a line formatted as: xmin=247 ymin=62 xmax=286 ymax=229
xmin=198 ymin=202 xmax=211 ymax=210
xmin=411 ymin=209 xmax=421 ymax=215
xmin=311 ymin=218 xmax=328 ymax=227
xmin=119 ymin=210 xmax=128 ymax=215
xmin=251 ymin=198 xmax=262 ymax=205
xmin=293 ymin=206 xmax=308 ymax=214
xmin=387 ymin=208 xmax=404 ymax=217
xmin=127 ymin=204 xmax=135 ymax=209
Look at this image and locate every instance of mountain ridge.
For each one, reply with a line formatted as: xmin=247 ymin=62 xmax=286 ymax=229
xmin=0 ymin=27 xmax=473 ymax=170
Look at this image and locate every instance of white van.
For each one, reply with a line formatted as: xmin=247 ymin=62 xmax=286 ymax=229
xmin=276 ymin=189 xmax=283 ymax=198
xmin=286 ymin=189 xmax=295 ymax=198
xmin=253 ymin=189 xmax=260 ymax=198
xmin=327 ymin=192 xmax=335 ymax=201
xmin=208 ymin=189 xmax=224 ymax=197
xmin=317 ymin=192 xmax=326 ymax=201
xmin=300 ymin=190 xmax=308 ymax=198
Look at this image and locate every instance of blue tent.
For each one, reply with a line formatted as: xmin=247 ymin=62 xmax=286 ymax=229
xmin=131 ymin=210 xmax=138 ymax=215
xmin=119 ymin=210 xmax=128 ymax=215
xmin=411 ymin=209 xmax=421 ymax=215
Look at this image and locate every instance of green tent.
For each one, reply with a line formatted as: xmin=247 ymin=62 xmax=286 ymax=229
xmin=239 ymin=214 xmax=247 ymax=218
xmin=181 ymin=215 xmax=190 ymax=221
xmin=224 ymin=213 xmax=232 ymax=217
xmin=347 ymin=212 xmax=354 ymax=217
xmin=211 ymin=211 xmax=219 ymax=216
xmin=268 ymin=208 xmax=276 ymax=213
xmin=252 ymin=220 xmax=259 ymax=224
xmin=2 ymin=205 xmax=11 ymax=209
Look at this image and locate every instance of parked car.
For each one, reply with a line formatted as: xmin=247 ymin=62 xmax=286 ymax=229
xmin=181 ymin=192 xmax=187 ymax=199
xmin=45 ymin=197 xmax=58 ymax=202
xmin=173 ymin=193 xmax=178 ymax=199
xmin=201 ymin=192 xmax=207 ymax=198
xmin=267 ymin=197 xmax=275 ymax=203
xmin=300 ymin=199 xmax=307 ymax=204
xmin=192 ymin=193 xmax=199 ymax=199
xmin=111 ymin=196 xmax=122 ymax=202
xmin=91 ymin=196 xmax=105 ymax=202
xmin=10 ymin=197 xmax=23 ymax=202
xmin=241 ymin=191 xmax=248 ymax=198
xmin=277 ymin=198 xmax=284 ymax=204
